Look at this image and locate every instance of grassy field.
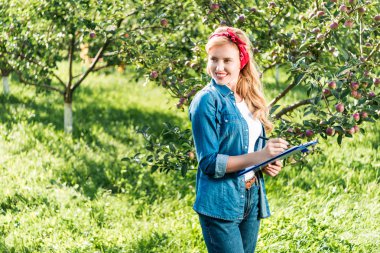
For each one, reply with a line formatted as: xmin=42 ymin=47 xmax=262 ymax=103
xmin=0 ymin=69 xmax=379 ymax=252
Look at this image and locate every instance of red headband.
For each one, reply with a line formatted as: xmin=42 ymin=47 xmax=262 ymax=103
xmin=209 ymin=28 xmax=249 ymax=70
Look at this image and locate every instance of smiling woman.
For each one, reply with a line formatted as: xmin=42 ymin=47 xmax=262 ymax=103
xmin=189 ymin=27 xmax=289 ymax=253
xmin=207 ymin=44 xmax=241 ymax=85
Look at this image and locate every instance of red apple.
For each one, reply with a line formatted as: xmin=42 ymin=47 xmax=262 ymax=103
xmin=368 ymin=91 xmax=375 ymax=98
xmin=316 ymin=34 xmax=324 ymax=42
xmin=344 ymin=20 xmax=354 ymax=28
xmin=352 ymin=113 xmax=360 ymax=121
xmin=339 ymin=4 xmax=347 ymax=12
xmin=358 ymin=7 xmax=366 ymax=14
xmin=326 ymin=127 xmax=335 ymax=136
xmin=90 ymin=31 xmax=96 ymax=38
xmin=351 ymin=82 xmax=359 ymax=90
xmin=360 ymin=112 xmax=368 ymax=118
xmin=238 ymin=15 xmax=245 ymax=23
xmin=305 ymin=130 xmax=314 ymax=137
xmin=347 ymin=127 xmax=355 ymax=135
xmin=375 ymin=15 xmax=380 ymax=22
xmin=351 ymin=90 xmax=359 ymax=98
xmin=268 ymin=2 xmax=276 ymax=8
xmin=188 ymin=151 xmax=195 ymax=160
xmin=312 ymin=28 xmax=321 ymax=34
xmin=150 ymin=70 xmax=158 ymax=79
xmin=323 ymin=89 xmax=331 ymax=95
xmin=160 ymin=18 xmax=168 ymax=27
xmin=250 ymin=7 xmax=258 ymax=13
xmin=335 ymin=103 xmax=344 ymax=113
xmin=353 ymin=125 xmax=359 ymax=133
xmin=210 ymin=3 xmax=220 ymax=10
xmin=124 ymin=33 xmax=129 ymax=38
xmin=328 ymin=81 xmax=337 ymax=89
xmin=374 ymin=78 xmax=380 ymax=87
xmin=317 ymin=11 xmax=325 ymax=17
xmin=330 ymin=22 xmax=339 ymax=30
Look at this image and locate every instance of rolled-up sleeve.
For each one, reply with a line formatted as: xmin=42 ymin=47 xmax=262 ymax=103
xmin=189 ymin=91 xmax=228 ymax=178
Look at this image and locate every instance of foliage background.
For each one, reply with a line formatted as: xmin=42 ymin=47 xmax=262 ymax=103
xmin=1 ymin=70 xmax=379 ymax=252
xmin=1 ymin=0 xmax=379 ymax=252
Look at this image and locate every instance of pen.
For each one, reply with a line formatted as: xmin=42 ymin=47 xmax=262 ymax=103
xmin=259 ymin=136 xmax=269 ymax=141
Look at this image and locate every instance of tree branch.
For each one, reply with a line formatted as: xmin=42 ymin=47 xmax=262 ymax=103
xmin=273 ymin=97 xmax=314 ymax=119
xmin=72 ymin=63 xmax=113 ymax=79
xmin=68 ymin=32 xmax=75 ymax=89
xmin=366 ymin=42 xmax=380 ymax=61
xmin=17 ymin=53 xmax=66 ymax=88
xmin=269 ymin=73 xmax=306 ymax=108
xmin=72 ymin=18 xmax=124 ymax=92
xmin=16 ymin=71 xmax=64 ymax=94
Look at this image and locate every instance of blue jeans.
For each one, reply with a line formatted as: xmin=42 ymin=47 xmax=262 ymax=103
xmin=198 ymin=185 xmax=261 ymax=253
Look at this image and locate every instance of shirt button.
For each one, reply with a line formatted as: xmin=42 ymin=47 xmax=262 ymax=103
xmin=245 ymin=146 xmax=248 ymax=149
xmin=225 ymin=119 xmax=228 ymax=122
xmin=241 ymin=195 xmax=244 ymax=198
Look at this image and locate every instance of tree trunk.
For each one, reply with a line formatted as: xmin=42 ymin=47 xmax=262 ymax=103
xmin=275 ymin=64 xmax=280 ymax=88
xmin=64 ymin=102 xmax=73 ymax=133
xmin=2 ymin=76 xmax=10 ymax=95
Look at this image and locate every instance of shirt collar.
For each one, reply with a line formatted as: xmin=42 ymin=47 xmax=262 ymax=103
xmin=210 ymin=78 xmax=233 ymax=97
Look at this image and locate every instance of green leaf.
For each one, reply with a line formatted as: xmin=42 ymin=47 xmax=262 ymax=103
xmin=270 ymin=104 xmax=281 ymax=115
xmin=151 ymin=165 xmax=159 ymax=173
xmin=121 ymin=157 xmax=130 ymax=162
xmin=169 ymin=143 xmax=176 ymax=152
xmin=337 ymin=134 xmax=343 ymax=145
xmin=181 ymin=164 xmax=188 ymax=177
xmin=331 ymin=89 xmax=340 ymax=99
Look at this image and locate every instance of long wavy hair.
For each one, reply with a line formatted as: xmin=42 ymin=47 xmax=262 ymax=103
xmin=206 ymin=26 xmax=273 ymax=133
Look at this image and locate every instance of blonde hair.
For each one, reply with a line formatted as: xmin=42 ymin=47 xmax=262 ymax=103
xmin=206 ymin=27 xmax=273 ymax=133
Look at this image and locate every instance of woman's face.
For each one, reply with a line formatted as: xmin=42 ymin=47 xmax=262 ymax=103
xmin=207 ymin=43 xmax=240 ymax=87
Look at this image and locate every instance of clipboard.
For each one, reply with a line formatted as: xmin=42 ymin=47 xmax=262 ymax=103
xmin=237 ymin=140 xmax=318 ymax=176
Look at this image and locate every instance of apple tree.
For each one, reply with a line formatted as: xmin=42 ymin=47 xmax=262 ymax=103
xmin=128 ymin=0 xmax=379 ymax=175
xmin=0 ymin=1 xmax=13 ymax=95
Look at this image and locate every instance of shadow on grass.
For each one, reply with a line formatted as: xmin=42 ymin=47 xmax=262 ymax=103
xmin=0 ymin=92 xmax=192 ymax=199
xmin=128 ymin=231 xmax=171 ymax=253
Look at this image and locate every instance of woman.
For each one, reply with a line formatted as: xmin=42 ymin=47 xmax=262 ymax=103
xmin=189 ymin=27 xmax=289 ymax=253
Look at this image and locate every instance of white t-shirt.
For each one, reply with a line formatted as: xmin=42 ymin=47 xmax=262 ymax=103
xmin=236 ymin=100 xmax=262 ymax=181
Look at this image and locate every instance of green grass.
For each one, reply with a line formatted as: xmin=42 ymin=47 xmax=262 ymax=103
xmin=0 ymin=68 xmax=379 ymax=252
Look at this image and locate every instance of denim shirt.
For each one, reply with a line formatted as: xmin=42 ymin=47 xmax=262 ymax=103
xmin=189 ymin=79 xmax=271 ymax=221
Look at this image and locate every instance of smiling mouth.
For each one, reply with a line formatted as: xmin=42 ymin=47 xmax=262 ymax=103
xmin=215 ymin=73 xmax=227 ymax=78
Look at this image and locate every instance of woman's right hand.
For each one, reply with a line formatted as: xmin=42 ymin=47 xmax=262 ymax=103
xmin=262 ymin=138 xmax=289 ymax=159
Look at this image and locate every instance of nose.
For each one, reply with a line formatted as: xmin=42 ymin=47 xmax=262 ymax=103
xmin=215 ymin=61 xmax=224 ymax=71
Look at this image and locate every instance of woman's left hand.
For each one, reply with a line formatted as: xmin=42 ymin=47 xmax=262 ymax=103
xmin=262 ymin=160 xmax=282 ymax=177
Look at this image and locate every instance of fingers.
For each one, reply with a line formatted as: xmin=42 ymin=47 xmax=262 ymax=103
xmin=263 ymin=160 xmax=283 ymax=177
xmin=265 ymin=138 xmax=289 ymax=157
xmin=271 ymin=160 xmax=282 ymax=167
xmin=262 ymin=166 xmax=279 ymax=177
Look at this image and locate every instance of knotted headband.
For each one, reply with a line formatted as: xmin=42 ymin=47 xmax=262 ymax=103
xmin=209 ymin=28 xmax=250 ymax=70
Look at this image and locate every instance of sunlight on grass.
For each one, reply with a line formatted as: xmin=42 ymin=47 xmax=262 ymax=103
xmin=0 ymin=64 xmax=379 ymax=252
